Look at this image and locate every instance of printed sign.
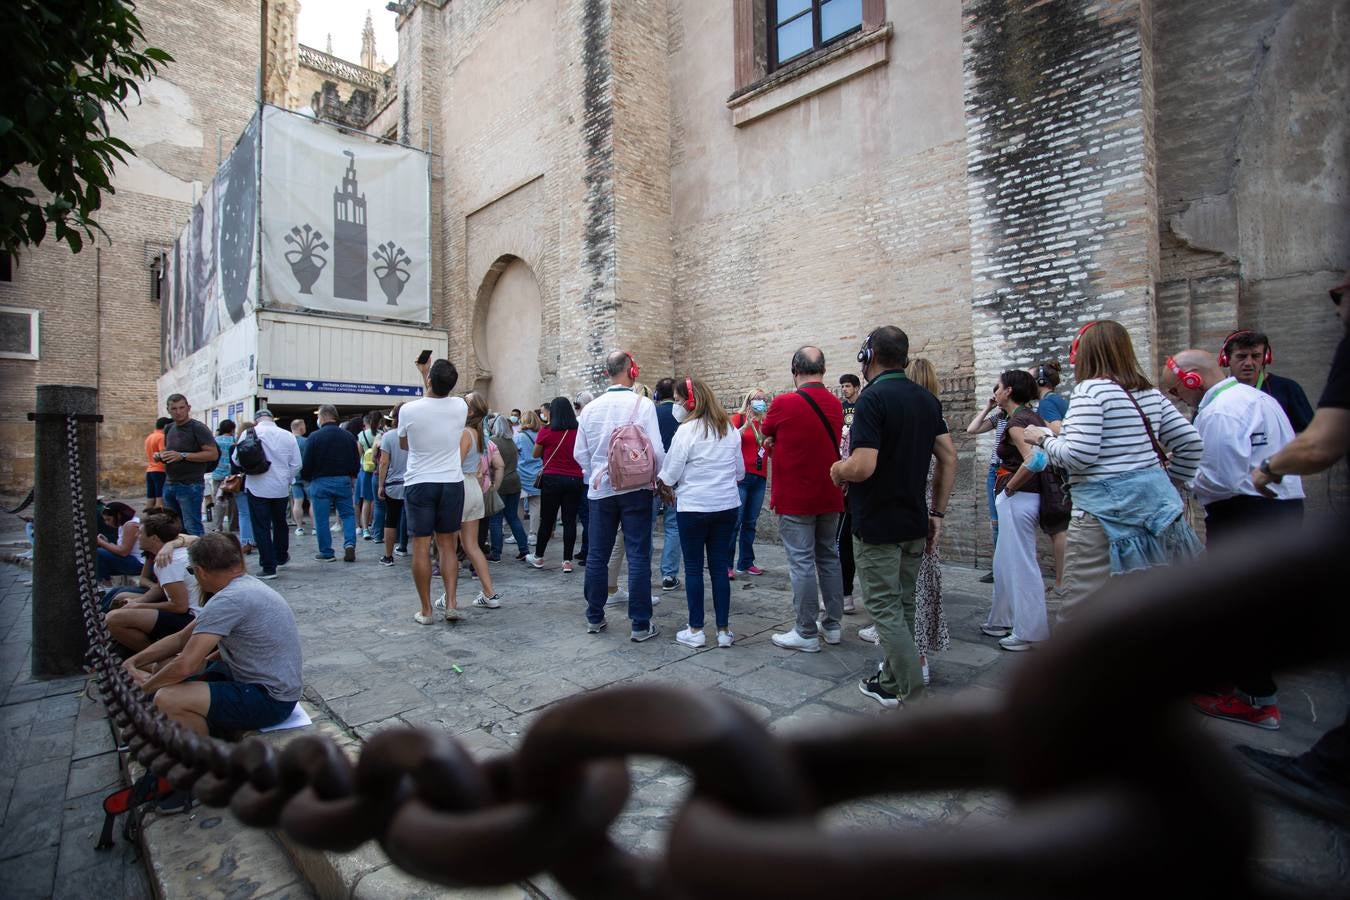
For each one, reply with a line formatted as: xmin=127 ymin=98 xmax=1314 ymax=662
xmin=261 ymin=377 xmax=423 ymax=397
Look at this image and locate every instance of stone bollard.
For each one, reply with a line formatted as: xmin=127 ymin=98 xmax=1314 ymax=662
xmin=31 ymin=385 xmax=99 ymax=678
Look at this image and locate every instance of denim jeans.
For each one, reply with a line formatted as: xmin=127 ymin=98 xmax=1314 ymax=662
xmin=163 ymin=480 xmax=205 ymax=536
xmin=730 ymin=473 xmax=766 ymax=570
xmin=677 ymin=507 xmax=737 ymax=629
xmin=236 ymin=488 xmax=255 ymax=545
xmin=97 ymin=547 xmax=144 ymax=580
xmin=778 ymin=513 xmax=844 ymax=638
xmin=309 ymin=476 xmax=357 ymax=557
xmin=489 ymin=490 xmax=530 ymax=555
xmin=655 ymin=497 xmax=680 ymax=579
xmin=247 ymin=493 xmax=290 ymax=574
xmin=584 ymin=489 xmax=654 ymax=628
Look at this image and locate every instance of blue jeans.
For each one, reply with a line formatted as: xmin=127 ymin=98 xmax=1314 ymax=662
xmin=678 ymin=507 xmax=737 ymax=629
xmin=489 ymin=490 xmax=529 ymax=555
xmin=372 ymin=499 xmax=409 ymax=548
xmin=163 ymin=481 xmax=205 ymax=536
xmin=236 ymin=489 xmax=255 ymax=545
xmin=584 ymin=489 xmax=654 ymax=628
xmin=730 ymin=473 xmax=766 ymax=570
xmin=97 ymin=547 xmax=144 ymax=580
xmin=309 ymin=476 xmax=357 ymax=557
xmin=655 ymin=497 xmax=680 ymax=579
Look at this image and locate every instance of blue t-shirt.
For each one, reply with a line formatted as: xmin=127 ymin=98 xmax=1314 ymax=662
xmin=211 ymin=436 xmax=235 ymax=480
xmin=1037 ymin=392 xmax=1068 ymax=425
xmin=292 ymin=434 xmax=308 ymax=483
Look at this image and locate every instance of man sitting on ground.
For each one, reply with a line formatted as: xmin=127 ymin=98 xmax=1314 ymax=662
xmin=123 ymin=532 xmax=303 ymax=737
xmin=104 ymin=512 xmax=200 ymax=653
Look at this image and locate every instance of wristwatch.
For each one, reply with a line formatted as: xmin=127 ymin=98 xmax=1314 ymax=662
xmin=1258 ymin=458 xmax=1283 ymax=483
xmin=929 ymin=509 xmax=945 ymax=518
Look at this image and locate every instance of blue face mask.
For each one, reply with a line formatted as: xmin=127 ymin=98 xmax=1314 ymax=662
xmin=750 ymin=400 xmax=768 ymax=414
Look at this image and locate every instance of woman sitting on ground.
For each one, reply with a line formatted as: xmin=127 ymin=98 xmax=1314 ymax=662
xmin=96 ymin=502 xmax=144 ymax=583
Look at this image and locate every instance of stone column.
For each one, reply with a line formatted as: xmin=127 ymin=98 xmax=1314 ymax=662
xmin=32 ymin=385 xmax=98 ymax=678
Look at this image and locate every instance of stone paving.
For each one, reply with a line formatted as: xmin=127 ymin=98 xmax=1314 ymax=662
xmin=3 ymin=516 xmax=1348 ymax=896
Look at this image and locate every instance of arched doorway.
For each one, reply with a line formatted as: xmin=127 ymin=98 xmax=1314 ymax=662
xmin=473 ymin=256 xmax=544 ymax=413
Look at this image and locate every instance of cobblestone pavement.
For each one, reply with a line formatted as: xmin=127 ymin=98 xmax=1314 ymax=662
xmin=3 ymin=517 xmax=1348 ymax=895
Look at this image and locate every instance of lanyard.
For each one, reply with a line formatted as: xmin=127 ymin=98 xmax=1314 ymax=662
xmin=864 ymin=372 xmax=907 ymax=390
xmin=1198 ymin=379 xmax=1240 ymax=413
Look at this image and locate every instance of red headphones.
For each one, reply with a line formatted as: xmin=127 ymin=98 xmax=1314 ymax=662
xmin=623 ymin=351 xmax=640 ymax=381
xmin=1068 ymin=321 xmax=1099 ymax=365
xmin=1166 ymin=357 xmax=1204 ymax=391
xmin=683 ymin=376 xmax=696 ymax=411
xmin=1217 ymin=330 xmax=1272 ymax=368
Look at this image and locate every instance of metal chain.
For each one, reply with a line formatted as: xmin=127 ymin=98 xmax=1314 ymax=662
xmin=70 ymin=416 xmax=1345 ymax=898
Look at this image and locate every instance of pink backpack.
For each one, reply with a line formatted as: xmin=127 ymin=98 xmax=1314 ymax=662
xmin=598 ymin=394 xmax=657 ymax=491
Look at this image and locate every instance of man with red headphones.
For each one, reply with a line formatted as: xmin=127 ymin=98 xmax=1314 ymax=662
xmin=1161 ymin=347 xmax=1304 ymax=732
xmin=1220 ymin=330 xmax=1314 ymax=433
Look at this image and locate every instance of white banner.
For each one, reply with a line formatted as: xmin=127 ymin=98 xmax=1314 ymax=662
xmin=260 ymin=106 xmax=430 ymax=322
xmin=157 ymin=315 xmax=258 ymax=413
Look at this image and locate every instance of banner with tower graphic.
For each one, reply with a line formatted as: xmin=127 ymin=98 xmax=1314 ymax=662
xmin=259 ymin=105 xmax=430 ymax=323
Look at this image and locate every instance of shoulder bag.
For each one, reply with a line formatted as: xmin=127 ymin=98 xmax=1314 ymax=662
xmin=534 ymin=433 xmax=564 ymax=490
xmin=795 ymin=389 xmax=841 ymax=460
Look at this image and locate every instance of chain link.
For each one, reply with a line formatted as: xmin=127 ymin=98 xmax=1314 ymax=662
xmin=68 ymin=415 xmax=1346 ymax=898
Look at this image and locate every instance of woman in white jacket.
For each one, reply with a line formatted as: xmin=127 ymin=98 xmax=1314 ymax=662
xmin=657 ymin=376 xmax=745 ymax=649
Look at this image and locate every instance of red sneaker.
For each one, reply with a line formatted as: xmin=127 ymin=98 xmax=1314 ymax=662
xmin=745 ymin=565 xmax=765 ymax=576
xmin=1192 ymin=692 xmax=1280 ymax=731
xmin=727 ymin=568 xmax=736 ymax=580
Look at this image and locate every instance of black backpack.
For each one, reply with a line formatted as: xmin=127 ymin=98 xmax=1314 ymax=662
xmin=233 ymin=428 xmax=271 ymax=475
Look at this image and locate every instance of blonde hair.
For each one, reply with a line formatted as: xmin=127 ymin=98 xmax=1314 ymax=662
xmin=677 ymin=376 xmax=731 ymax=439
xmin=464 ymin=392 xmax=489 ymax=438
xmin=1075 ymin=320 xmax=1151 ymax=391
xmin=905 ymin=358 xmax=940 ymax=396
xmin=741 ymin=386 xmax=770 ymax=411
xmin=520 ymin=410 xmax=543 ymax=431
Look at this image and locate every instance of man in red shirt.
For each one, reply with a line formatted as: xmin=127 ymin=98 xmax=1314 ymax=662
xmin=762 ymin=346 xmax=847 ymax=652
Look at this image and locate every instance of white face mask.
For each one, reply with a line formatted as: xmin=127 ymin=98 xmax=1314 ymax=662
xmin=672 ymin=404 xmax=689 ymax=423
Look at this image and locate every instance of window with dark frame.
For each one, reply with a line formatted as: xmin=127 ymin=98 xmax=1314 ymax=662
xmin=769 ymin=0 xmax=864 ymax=71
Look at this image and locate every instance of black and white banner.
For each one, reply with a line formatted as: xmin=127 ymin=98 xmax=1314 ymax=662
xmin=260 ymin=106 xmax=430 ymax=322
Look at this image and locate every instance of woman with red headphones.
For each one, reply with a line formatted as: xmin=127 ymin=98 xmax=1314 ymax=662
xmin=656 ymin=376 xmax=746 ymax=649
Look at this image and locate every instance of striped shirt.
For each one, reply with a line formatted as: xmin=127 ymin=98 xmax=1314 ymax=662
xmin=1042 ymin=379 xmax=1203 ymax=484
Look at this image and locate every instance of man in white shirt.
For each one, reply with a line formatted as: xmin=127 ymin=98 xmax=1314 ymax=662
xmin=574 ymin=350 xmax=665 ymax=640
xmin=235 ymin=409 xmax=302 ymax=580
xmin=1162 ymin=348 xmax=1304 ymax=732
xmin=104 ymin=512 xmax=200 ymax=652
xmin=398 ymin=358 xmax=469 ymax=625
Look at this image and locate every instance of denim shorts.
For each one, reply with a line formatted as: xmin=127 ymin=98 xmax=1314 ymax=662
xmin=187 ymin=661 xmax=296 ymax=732
xmin=405 ymin=481 xmax=465 ymax=536
xmin=290 ymin=481 xmax=308 ymax=500
xmin=145 ymin=471 xmax=167 ymax=499
xmin=357 ymin=470 xmax=377 ymax=501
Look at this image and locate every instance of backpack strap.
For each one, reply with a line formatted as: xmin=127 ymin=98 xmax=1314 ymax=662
xmin=796 ymin=389 xmax=841 ymax=460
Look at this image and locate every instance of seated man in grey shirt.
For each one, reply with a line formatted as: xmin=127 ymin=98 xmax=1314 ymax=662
xmin=125 ymin=532 xmax=303 ymax=738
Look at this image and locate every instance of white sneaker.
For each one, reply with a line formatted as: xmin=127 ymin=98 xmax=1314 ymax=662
xmin=771 ymin=630 xmax=820 ymax=653
xmin=331 ymin=522 xmax=341 ymax=532
xmin=922 ymin=660 xmax=931 ymax=685
xmin=504 ymin=535 xmax=516 ymax=544
xmin=717 ymin=630 xmax=736 ymax=648
xmin=433 ymin=593 xmax=446 ymax=611
xmin=473 ymin=591 xmax=501 ymax=609
xmin=675 ymin=627 xmax=706 ymax=649
xmin=605 ymin=589 xmax=628 ymax=606
xmin=444 ymin=606 xmax=466 ymax=622
xmin=413 ymin=612 xmax=435 ymax=625
xmin=858 ymin=624 xmax=880 ymax=644
xmin=817 ymin=620 xmax=842 ymax=645
xmin=294 ymin=527 xmax=305 ymax=536
xmin=843 ymin=595 xmax=857 ymax=615
xmin=525 ymin=554 xmax=545 ymax=569
xmin=980 ymin=624 xmax=1012 ymax=637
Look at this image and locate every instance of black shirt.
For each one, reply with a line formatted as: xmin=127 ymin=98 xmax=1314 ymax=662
xmin=1319 ymin=335 xmax=1350 ymax=467
xmin=847 ymin=371 xmax=948 ymax=544
xmin=300 ymin=422 xmax=360 ymax=481
xmin=162 ymin=419 xmax=217 ymax=483
xmin=1262 ymin=372 xmax=1314 ymax=433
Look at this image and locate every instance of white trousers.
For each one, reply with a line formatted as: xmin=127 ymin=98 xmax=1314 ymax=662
xmin=986 ymin=490 xmax=1049 ymax=642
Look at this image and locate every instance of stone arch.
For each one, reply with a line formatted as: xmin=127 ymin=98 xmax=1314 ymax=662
xmin=472 ymin=254 xmax=545 ymax=412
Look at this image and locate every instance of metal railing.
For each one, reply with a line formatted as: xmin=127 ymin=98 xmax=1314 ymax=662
xmin=71 ymin=415 xmax=1345 ymax=898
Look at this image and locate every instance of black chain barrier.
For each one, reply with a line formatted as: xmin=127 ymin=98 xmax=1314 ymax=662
xmin=70 ymin=415 xmax=1347 ymax=898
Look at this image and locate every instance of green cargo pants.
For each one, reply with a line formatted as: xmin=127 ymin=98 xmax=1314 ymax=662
xmin=854 ymin=536 xmax=926 ymax=700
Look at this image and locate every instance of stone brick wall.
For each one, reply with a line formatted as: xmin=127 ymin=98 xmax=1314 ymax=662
xmin=0 ymin=0 xmax=260 ymax=496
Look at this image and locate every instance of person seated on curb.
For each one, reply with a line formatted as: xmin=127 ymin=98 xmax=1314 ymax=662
xmin=104 ymin=512 xmax=200 ymax=653
xmin=122 ymin=532 xmax=303 ymax=738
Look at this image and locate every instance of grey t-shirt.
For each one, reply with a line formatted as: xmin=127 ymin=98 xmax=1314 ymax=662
xmin=379 ymin=429 xmax=409 ymax=499
xmin=192 ymin=574 xmax=303 ymax=702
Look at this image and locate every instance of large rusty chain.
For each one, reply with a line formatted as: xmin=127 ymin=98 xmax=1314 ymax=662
xmin=70 ymin=416 xmax=1346 ymax=898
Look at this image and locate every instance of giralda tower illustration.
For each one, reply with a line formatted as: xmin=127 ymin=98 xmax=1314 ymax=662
xmin=333 ymin=150 xmax=368 ymax=301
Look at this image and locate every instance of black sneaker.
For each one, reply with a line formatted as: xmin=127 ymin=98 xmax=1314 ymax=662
xmin=1236 ymin=745 xmax=1350 ymax=827
xmin=979 ymin=571 xmax=995 ymax=584
xmin=276 ymin=555 xmax=290 ymax=567
xmin=157 ymin=789 xmax=194 ymax=814
xmin=630 ymin=623 xmax=661 ymax=643
xmin=586 ymin=619 xmax=607 ymax=634
xmin=662 ymin=576 xmax=680 ymax=591
xmin=343 ymin=546 xmax=356 ymax=562
xmin=314 ymin=553 xmax=337 ymax=562
xmin=394 ymin=547 xmax=408 ymax=557
xmin=378 ymin=556 xmax=395 ymax=567
xmin=257 ymin=569 xmax=279 ymax=580
xmin=858 ymin=674 xmax=901 ymax=709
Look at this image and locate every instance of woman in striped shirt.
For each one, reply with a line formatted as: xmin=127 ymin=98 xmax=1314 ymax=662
xmin=1023 ymin=320 xmax=1203 ymax=622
